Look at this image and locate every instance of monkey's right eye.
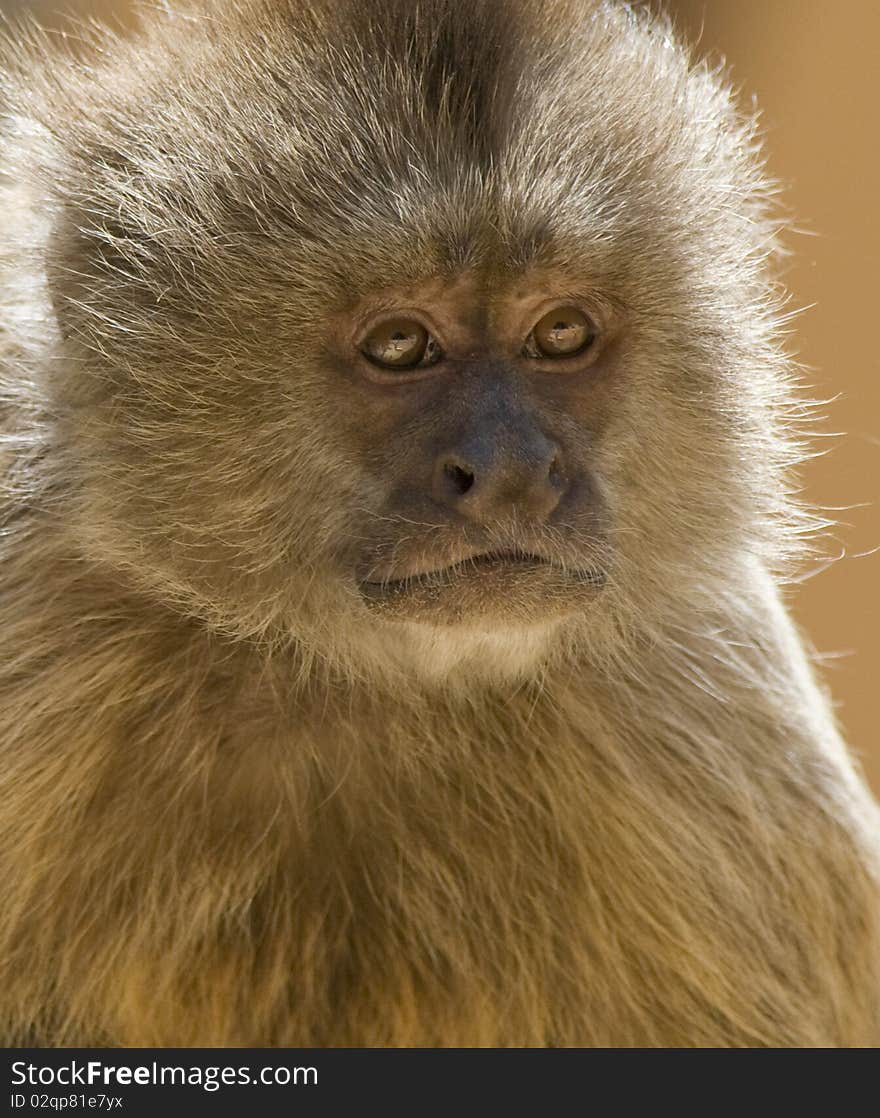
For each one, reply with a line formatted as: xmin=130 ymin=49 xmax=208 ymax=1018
xmin=361 ymin=318 xmax=442 ymax=370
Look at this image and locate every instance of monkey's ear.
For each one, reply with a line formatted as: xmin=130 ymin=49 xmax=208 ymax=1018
xmin=13 ymin=113 xmax=138 ymax=356
xmin=0 ymin=114 xmax=66 ymax=358
xmin=0 ymin=18 xmax=129 ymax=344
xmin=0 ymin=110 xmax=118 ymax=411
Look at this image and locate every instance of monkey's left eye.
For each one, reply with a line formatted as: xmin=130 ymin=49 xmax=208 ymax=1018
xmin=361 ymin=317 xmax=442 ymax=370
xmin=524 ymin=307 xmax=597 ymax=359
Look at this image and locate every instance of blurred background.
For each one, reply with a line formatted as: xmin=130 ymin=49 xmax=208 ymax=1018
xmin=2 ymin=0 xmax=878 ymax=791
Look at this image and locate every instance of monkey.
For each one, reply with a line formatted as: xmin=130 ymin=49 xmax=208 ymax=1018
xmin=0 ymin=0 xmax=878 ymax=1048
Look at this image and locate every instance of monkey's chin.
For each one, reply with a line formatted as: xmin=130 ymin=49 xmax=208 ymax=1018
xmin=358 ymin=552 xmax=605 ymax=627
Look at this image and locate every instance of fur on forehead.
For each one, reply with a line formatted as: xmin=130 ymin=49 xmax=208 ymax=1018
xmin=6 ymin=0 xmax=775 ymax=298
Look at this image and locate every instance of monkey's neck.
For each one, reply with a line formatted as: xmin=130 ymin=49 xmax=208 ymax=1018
xmin=0 ymin=523 xmax=853 ymax=780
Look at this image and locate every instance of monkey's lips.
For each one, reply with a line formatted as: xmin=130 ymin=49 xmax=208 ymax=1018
xmin=358 ymin=549 xmax=605 ymax=624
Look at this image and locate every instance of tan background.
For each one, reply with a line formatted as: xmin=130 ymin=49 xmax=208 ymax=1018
xmin=4 ymin=1 xmax=878 ymax=791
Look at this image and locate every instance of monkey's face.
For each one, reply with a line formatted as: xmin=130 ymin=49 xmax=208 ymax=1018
xmin=324 ymin=270 xmax=616 ymax=630
xmin=42 ymin=1 xmax=783 ymax=680
xmin=57 ymin=211 xmax=756 ymax=679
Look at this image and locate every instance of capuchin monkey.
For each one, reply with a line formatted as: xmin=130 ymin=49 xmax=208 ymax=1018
xmin=0 ymin=0 xmax=878 ymax=1048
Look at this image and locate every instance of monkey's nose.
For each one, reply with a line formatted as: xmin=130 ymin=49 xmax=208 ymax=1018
xmin=431 ymin=439 xmax=565 ymax=522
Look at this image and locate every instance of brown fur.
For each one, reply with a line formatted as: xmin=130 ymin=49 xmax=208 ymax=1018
xmin=1 ymin=0 xmax=879 ymax=1047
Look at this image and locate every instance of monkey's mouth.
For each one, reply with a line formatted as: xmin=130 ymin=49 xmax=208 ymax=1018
xmin=359 ymin=548 xmax=605 ymax=613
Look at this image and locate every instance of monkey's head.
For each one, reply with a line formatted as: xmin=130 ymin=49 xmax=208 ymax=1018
xmin=13 ymin=0 xmax=798 ymax=685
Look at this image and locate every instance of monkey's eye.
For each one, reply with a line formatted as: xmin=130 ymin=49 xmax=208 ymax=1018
xmin=524 ymin=307 xmax=596 ymax=359
xmin=361 ymin=317 xmax=442 ymax=370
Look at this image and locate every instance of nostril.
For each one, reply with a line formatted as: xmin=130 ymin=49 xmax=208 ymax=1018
xmin=548 ymin=454 xmax=562 ymax=484
xmin=444 ymin=462 xmax=475 ymax=496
